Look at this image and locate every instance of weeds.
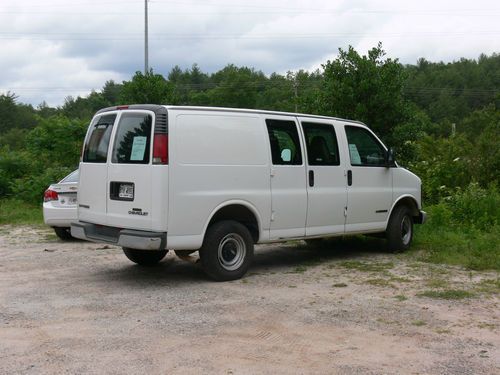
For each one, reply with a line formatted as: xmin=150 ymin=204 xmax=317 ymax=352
xmin=417 ymin=289 xmax=475 ymax=300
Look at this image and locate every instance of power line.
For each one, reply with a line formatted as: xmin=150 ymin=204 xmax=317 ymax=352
xmin=0 ymin=31 xmax=498 ymax=41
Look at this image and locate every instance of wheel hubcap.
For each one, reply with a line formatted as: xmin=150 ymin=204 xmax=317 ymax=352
xmin=401 ymin=216 xmax=412 ymax=245
xmin=218 ymin=233 xmax=246 ymax=271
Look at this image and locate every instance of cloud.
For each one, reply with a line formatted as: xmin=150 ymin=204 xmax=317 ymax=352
xmin=0 ymin=0 xmax=498 ymax=106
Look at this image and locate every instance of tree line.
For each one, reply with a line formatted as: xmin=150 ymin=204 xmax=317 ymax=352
xmin=0 ymin=43 xmax=498 ymax=205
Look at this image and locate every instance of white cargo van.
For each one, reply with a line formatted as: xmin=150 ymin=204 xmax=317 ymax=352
xmin=72 ymin=105 xmax=426 ymax=280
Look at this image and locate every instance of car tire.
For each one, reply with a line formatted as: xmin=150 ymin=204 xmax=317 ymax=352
xmin=54 ymin=227 xmax=73 ymax=241
xmin=199 ymin=220 xmax=254 ymax=281
xmin=386 ymin=205 xmax=414 ymax=252
xmin=122 ymin=248 xmax=168 ymax=266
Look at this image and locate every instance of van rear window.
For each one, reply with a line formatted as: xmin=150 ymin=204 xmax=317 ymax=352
xmin=83 ymin=114 xmax=116 ymax=163
xmin=111 ymin=113 xmax=152 ymax=164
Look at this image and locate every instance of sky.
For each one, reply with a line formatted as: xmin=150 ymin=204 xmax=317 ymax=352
xmin=0 ymin=0 xmax=499 ymax=107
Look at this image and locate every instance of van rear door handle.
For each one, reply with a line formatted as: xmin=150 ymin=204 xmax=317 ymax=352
xmin=309 ymin=170 xmax=314 ymax=187
xmin=347 ymin=170 xmax=353 ymax=186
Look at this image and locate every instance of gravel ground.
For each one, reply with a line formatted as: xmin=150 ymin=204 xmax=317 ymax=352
xmin=0 ymin=225 xmax=498 ymax=375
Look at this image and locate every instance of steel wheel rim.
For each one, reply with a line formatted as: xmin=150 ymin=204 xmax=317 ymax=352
xmin=218 ymin=233 xmax=246 ymax=271
xmin=401 ymin=216 xmax=412 ymax=245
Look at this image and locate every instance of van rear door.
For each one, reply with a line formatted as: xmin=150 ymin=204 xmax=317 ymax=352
xmin=78 ymin=105 xmax=169 ymax=232
xmin=106 ymin=110 xmax=154 ymax=230
xmin=78 ymin=113 xmax=117 ymax=225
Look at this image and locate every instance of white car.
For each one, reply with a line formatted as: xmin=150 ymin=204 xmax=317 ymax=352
xmin=43 ymin=169 xmax=79 ymax=240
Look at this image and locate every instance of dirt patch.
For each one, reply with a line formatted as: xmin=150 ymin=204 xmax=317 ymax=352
xmin=0 ymin=226 xmax=498 ymax=374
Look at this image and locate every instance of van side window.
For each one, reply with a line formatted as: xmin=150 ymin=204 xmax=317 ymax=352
xmin=302 ymin=122 xmax=340 ymax=166
xmin=266 ymin=119 xmax=302 ymax=165
xmin=83 ymin=114 xmax=116 ymax=163
xmin=345 ymin=126 xmax=386 ymax=167
xmin=112 ymin=113 xmax=152 ymax=164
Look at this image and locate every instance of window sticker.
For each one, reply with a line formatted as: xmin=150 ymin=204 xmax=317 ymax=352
xmin=349 ymin=144 xmax=361 ymax=164
xmin=130 ymin=136 xmax=147 ymax=161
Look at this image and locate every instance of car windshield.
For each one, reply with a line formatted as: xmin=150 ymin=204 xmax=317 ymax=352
xmin=60 ymin=170 xmax=79 ymax=183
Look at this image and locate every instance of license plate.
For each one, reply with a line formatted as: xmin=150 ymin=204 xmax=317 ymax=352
xmin=119 ymin=184 xmax=134 ymax=199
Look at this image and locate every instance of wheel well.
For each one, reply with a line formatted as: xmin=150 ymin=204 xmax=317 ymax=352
xmin=393 ymin=197 xmax=419 ymax=218
xmin=208 ymin=204 xmax=259 ymax=243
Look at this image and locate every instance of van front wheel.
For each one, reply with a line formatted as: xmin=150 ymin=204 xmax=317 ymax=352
xmin=199 ymin=221 xmax=254 ymax=281
xmin=122 ymin=248 xmax=168 ymax=266
xmin=386 ymin=205 xmax=413 ymax=252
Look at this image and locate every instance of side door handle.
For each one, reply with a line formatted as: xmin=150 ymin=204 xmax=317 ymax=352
xmin=309 ymin=170 xmax=314 ymax=187
xmin=347 ymin=170 xmax=352 ymax=186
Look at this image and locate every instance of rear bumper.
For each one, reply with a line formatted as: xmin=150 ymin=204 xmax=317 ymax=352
xmin=43 ymin=204 xmax=77 ymax=227
xmin=71 ymin=221 xmax=167 ymax=250
xmin=415 ymin=210 xmax=427 ymax=225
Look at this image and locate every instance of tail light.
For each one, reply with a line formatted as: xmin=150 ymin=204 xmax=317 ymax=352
xmin=44 ymin=189 xmax=59 ymax=202
xmin=153 ymin=134 xmax=168 ymax=164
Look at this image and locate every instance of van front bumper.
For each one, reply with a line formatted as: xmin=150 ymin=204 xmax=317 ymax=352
xmin=71 ymin=222 xmax=167 ymax=250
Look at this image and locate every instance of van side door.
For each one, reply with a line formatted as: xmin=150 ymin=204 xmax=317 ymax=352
xmin=342 ymin=124 xmax=393 ymax=232
xmin=299 ymin=119 xmax=347 ymax=236
xmin=265 ymin=116 xmax=307 ymax=239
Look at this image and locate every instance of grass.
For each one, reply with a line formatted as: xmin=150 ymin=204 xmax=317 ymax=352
xmin=417 ymin=289 xmax=475 ymax=300
xmin=365 ymin=278 xmax=394 ymax=288
xmin=394 ymin=294 xmax=408 ymax=301
xmin=412 ymin=320 xmax=427 ymax=327
xmin=336 ymin=260 xmax=394 ymax=273
xmin=0 ymin=199 xmax=43 ymax=225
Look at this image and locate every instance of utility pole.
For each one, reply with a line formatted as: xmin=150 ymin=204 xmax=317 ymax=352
xmin=144 ymin=0 xmax=149 ymax=74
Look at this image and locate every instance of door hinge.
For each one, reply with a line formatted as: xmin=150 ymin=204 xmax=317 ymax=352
xmin=270 ymin=168 xmax=276 ymax=177
xmin=271 ymin=210 xmax=275 ymax=221
xmin=344 ymin=207 xmax=348 ymax=217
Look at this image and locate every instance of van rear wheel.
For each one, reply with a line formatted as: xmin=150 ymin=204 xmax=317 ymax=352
xmin=199 ymin=221 xmax=254 ymax=281
xmin=122 ymin=248 xmax=168 ymax=266
xmin=386 ymin=205 xmax=413 ymax=252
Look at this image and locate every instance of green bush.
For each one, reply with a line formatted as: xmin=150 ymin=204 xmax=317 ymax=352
xmin=414 ymin=183 xmax=500 ymax=270
xmin=448 ymin=183 xmax=500 ymax=230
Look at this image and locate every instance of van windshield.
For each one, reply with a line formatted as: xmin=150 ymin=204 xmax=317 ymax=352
xmin=83 ymin=114 xmax=116 ymax=163
xmin=111 ymin=113 xmax=152 ymax=164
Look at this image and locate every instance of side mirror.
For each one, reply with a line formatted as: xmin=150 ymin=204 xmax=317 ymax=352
xmin=386 ymin=147 xmax=395 ymax=168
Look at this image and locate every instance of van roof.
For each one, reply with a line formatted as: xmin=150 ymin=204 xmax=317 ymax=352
xmin=96 ymin=105 xmax=366 ymax=127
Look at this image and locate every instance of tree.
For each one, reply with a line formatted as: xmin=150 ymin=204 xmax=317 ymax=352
xmin=320 ymin=43 xmax=408 ymax=141
xmin=119 ymin=70 xmax=174 ymax=104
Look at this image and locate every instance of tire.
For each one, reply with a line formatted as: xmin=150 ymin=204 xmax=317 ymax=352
xmin=199 ymin=220 xmax=254 ymax=281
xmin=386 ymin=205 xmax=414 ymax=252
xmin=122 ymin=248 xmax=168 ymax=266
xmin=54 ymin=227 xmax=73 ymax=241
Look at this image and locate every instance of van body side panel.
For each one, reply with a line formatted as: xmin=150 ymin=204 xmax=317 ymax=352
xmin=391 ymin=168 xmax=422 ymax=209
xmin=167 ymin=111 xmax=270 ymax=248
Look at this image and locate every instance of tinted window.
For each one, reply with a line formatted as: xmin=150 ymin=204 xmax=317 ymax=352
xmin=266 ymin=119 xmax=302 ymax=165
xmin=302 ymin=122 xmax=340 ymax=166
xmin=82 ymin=114 xmax=116 ymax=163
xmin=345 ymin=126 xmax=386 ymax=167
xmin=112 ymin=113 xmax=152 ymax=164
